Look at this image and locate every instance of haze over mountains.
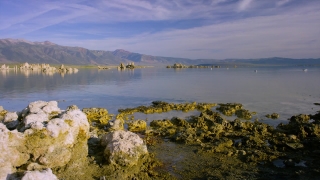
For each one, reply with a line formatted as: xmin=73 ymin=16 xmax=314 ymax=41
xmin=0 ymin=38 xmax=319 ymax=66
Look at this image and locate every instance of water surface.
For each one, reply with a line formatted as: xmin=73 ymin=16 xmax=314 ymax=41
xmin=1 ymin=67 xmax=319 ymax=125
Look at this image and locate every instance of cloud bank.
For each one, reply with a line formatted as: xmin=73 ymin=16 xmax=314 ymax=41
xmin=0 ymin=0 xmax=319 ymax=59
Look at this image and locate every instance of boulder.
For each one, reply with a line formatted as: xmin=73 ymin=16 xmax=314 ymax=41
xmin=0 ymin=124 xmax=29 ymax=180
xmin=22 ymin=168 xmax=58 ymax=180
xmin=0 ymin=101 xmax=90 ymax=179
xmin=101 ymin=130 xmax=148 ymax=167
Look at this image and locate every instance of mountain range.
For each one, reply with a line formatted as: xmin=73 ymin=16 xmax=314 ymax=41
xmin=0 ymin=38 xmax=319 ymax=66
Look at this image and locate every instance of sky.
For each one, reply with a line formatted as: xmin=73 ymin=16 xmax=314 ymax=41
xmin=0 ymin=0 xmax=319 ymax=59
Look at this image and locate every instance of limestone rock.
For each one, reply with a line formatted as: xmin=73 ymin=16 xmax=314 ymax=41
xmin=0 ymin=124 xmax=29 ymax=180
xmin=3 ymin=112 xmax=18 ymax=122
xmin=107 ymin=119 xmax=124 ymax=131
xmin=101 ymin=130 xmax=148 ymax=167
xmin=20 ymin=101 xmax=61 ymax=130
xmin=3 ymin=111 xmax=19 ymax=129
xmin=0 ymin=101 xmax=90 ymax=179
xmin=22 ymin=168 xmax=58 ymax=180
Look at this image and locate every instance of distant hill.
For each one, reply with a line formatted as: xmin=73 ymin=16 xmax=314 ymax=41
xmin=0 ymin=38 xmax=319 ymax=66
xmin=0 ymin=39 xmax=124 ymax=65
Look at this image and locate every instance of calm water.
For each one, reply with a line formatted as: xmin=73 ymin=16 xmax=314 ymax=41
xmin=1 ymin=67 xmax=320 ymax=125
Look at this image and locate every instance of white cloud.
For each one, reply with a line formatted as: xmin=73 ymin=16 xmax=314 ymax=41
xmin=54 ymin=3 xmax=320 ymax=59
xmin=238 ymin=0 xmax=254 ymax=11
xmin=1 ymin=0 xmax=320 ymax=59
xmin=276 ymin=0 xmax=290 ymax=7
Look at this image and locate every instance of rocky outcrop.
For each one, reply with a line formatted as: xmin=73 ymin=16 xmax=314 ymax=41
xmin=0 ymin=64 xmax=9 ymax=70
xmin=0 ymin=101 xmax=90 ymax=179
xmin=101 ymin=130 xmax=148 ymax=167
xmin=17 ymin=62 xmax=79 ymax=75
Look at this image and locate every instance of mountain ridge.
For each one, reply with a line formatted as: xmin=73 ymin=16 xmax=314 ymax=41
xmin=0 ymin=38 xmax=319 ymax=66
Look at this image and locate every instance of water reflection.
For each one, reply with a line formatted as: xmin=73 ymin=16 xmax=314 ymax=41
xmin=1 ymin=70 xmax=8 ymax=77
xmin=1 ymin=67 xmax=320 ymax=122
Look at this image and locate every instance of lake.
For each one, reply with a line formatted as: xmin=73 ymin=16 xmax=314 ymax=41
xmin=1 ymin=66 xmax=320 ymax=126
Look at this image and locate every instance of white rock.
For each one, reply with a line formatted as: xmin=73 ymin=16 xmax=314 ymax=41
xmin=30 ymin=121 xmax=45 ymax=130
xmin=0 ymin=124 xmax=29 ymax=180
xmin=22 ymin=168 xmax=58 ymax=180
xmin=28 ymin=101 xmax=48 ymax=114
xmin=42 ymin=101 xmax=61 ymax=114
xmin=60 ymin=109 xmax=90 ymax=145
xmin=46 ymin=118 xmax=69 ymax=138
xmin=101 ymin=130 xmax=148 ymax=167
xmin=4 ymin=112 xmax=18 ymax=122
xmin=107 ymin=119 xmax=124 ymax=131
xmin=23 ymin=112 xmax=48 ymax=129
xmin=0 ymin=101 xmax=91 ymax=178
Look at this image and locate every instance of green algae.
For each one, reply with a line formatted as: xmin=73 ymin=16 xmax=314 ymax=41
xmin=82 ymin=108 xmax=113 ymax=126
xmin=6 ymin=101 xmax=320 ymax=179
xmin=127 ymin=119 xmax=147 ymax=132
xmin=216 ymin=103 xmax=243 ymax=116
xmin=48 ymin=111 xmax=60 ymax=119
xmin=23 ymin=129 xmax=74 ymax=168
xmin=0 ymin=109 xmax=7 ymax=121
xmin=266 ymin=113 xmax=280 ymax=119
xmin=118 ymin=101 xmax=216 ymax=118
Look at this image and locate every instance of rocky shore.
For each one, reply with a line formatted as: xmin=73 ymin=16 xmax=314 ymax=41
xmin=1 ymin=101 xmax=320 ymax=179
xmin=1 ymin=63 xmax=78 ymax=77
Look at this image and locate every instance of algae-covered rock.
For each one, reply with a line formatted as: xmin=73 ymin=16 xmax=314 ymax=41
xmin=235 ymin=109 xmax=252 ymax=120
xmin=289 ymin=114 xmax=310 ymax=124
xmin=128 ymin=120 xmax=147 ymax=132
xmin=107 ymin=119 xmax=124 ymax=131
xmin=0 ymin=108 xmax=8 ymax=122
xmin=82 ymin=107 xmax=113 ymax=125
xmin=117 ymin=101 xmax=217 ymax=119
xmin=216 ymin=103 xmax=242 ymax=116
xmin=0 ymin=101 xmax=90 ymax=179
xmin=0 ymin=124 xmax=29 ymax=180
xmin=266 ymin=113 xmax=280 ymax=119
xmin=149 ymin=119 xmax=176 ymax=136
xmin=101 ymin=130 xmax=148 ymax=167
xmin=22 ymin=168 xmax=58 ymax=180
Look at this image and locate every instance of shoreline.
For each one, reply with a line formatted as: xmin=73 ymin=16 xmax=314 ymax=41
xmin=1 ymin=101 xmax=320 ymax=179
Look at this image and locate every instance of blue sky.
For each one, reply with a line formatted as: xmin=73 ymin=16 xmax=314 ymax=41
xmin=0 ymin=0 xmax=319 ymax=59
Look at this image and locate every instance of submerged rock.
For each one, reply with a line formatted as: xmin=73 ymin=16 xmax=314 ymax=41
xmin=101 ymin=130 xmax=148 ymax=167
xmin=266 ymin=113 xmax=280 ymax=119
